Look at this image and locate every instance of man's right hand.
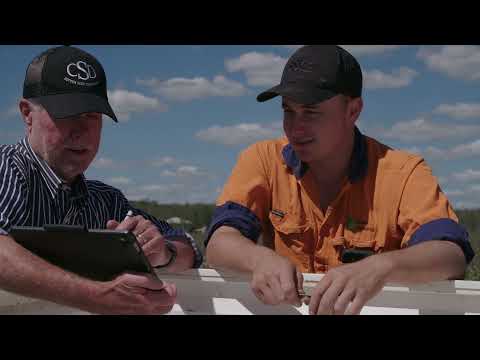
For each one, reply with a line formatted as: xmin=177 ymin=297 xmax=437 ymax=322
xmin=86 ymin=272 xmax=177 ymax=315
xmin=250 ymin=248 xmax=304 ymax=307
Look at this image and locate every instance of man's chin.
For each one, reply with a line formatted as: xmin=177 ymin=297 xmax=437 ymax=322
xmin=293 ymin=149 xmax=315 ymax=163
xmin=58 ymin=164 xmax=90 ymax=182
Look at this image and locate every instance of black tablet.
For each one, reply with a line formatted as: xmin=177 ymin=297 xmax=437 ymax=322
xmin=11 ymin=224 xmax=157 ymax=282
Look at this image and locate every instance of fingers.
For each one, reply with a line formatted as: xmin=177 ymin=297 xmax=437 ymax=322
xmin=106 ymin=220 xmax=119 ymax=230
xmin=252 ymin=284 xmax=278 ymax=305
xmin=137 ymin=227 xmax=162 ymax=247
xmin=333 ymin=288 xmax=356 ymax=315
xmin=279 ymin=268 xmax=301 ymax=307
xmin=308 ymin=276 xmax=333 ymax=315
xmin=161 ymin=282 xmax=178 ymax=298
xmin=116 ymin=215 xmax=143 ymax=232
xmin=268 ymin=276 xmax=286 ymax=304
xmin=131 ymin=219 xmax=154 ymax=238
xmin=252 ymin=269 xmax=301 ymax=306
xmin=345 ymin=293 xmax=366 ymax=315
xmin=251 ymin=273 xmax=283 ymax=305
xmin=145 ymin=282 xmax=177 ymax=304
xmin=315 ymin=281 xmax=345 ymax=315
xmin=119 ymin=272 xmax=165 ymax=291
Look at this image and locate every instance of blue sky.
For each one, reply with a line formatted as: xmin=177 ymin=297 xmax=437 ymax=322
xmin=1 ymin=45 xmax=480 ymax=209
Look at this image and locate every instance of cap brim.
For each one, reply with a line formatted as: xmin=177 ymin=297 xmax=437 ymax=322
xmin=34 ymin=93 xmax=118 ymax=122
xmin=257 ymin=84 xmax=338 ymax=105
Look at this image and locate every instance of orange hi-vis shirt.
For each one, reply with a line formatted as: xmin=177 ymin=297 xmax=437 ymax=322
xmin=205 ymin=128 xmax=473 ymax=273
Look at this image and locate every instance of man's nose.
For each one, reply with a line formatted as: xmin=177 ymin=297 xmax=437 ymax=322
xmin=69 ymin=118 xmax=90 ymax=137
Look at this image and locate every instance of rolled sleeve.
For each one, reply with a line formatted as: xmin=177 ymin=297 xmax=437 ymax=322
xmin=398 ymin=160 xmax=461 ymax=246
xmin=204 ymin=201 xmax=262 ymax=247
xmin=408 ymin=218 xmax=475 ymax=264
xmin=206 ymin=143 xmax=272 ymax=247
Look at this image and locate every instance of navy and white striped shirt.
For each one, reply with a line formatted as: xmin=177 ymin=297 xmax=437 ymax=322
xmin=0 ymin=138 xmax=202 ymax=268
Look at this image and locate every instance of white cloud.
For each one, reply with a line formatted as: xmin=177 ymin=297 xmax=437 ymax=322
xmin=449 ymin=140 xmax=480 ymax=158
xmin=437 ymin=176 xmax=448 ymax=185
xmin=227 ymin=49 xmax=412 ymax=90
xmin=151 ymin=156 xmax=176 ymax=167
xmin=196 ymin=122 xmax=283 ymax=146
xmin=161 ymin=165 xmax=205 ymax=178
xmin=278 ymin=45 xmax=303 ymax=50
xmin=452 ymin=169 xmax=480 ymax=182
xmin=140 ymin=184 xmax=175 ymax=192
xmin=0 ymin=131 xmax=23 ymax=142
xmin=126 ymin=187 xmax=218 ymax=204
xmin=126 ymin=182 xmax=220 ymax=204
xmin=278 ymin=45 xmax=404 ymax=57
xmin=470 ymin=185 xmax=480 ymax=193
xmin=444 ymin=189 xmax=465 ymax=197
xmin=107 ymin=89 xmax=167 ymax=122
xmin=107 ymin=177 xmax=132 ymax=186
xmin=364 ymin=67 xmax=418 ymax=89
xmin=434 ymin=103 xmax=480 ymax=119
xmin=177 ymin=166 xmax=202 ymax=176
xmin=92 ymin=157 xmax=115 ymax=169
xmin=161 ymin=170 xmax=177 ymax=177
xmin=433 ymin=173 xmax=480 ymax=208
xmin=137 ymin=75 xmax=247 ymax=101
xmin=425 ymin=139 xmax=480 ymax=160
xmin=1 ymin=104 xmax=19 ymax=119
xmin=139 ymin=184 xmax=184 ymax=192
xmin=454 ymin=200 xmax=480 ymax=209
xmin=225 ymin=52 xmax=287 ymax=86
xmin=380 ymin=117 xmax=480 ymax=143
xmin=424 ymin=146 xmax=448 ymax=159
xmin=341 ymin=45 xmax=403 ymax=56
xmin=400 ymin=146 xmax=423 ymax=155
xmin=417 ymin=45 xmax=480 ymax=81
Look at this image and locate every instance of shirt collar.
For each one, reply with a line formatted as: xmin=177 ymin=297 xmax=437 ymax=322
xmin=282 ymin=126 xmax=369 ymax=182
xmin=20 ymin=137 xmax=90 ymax=201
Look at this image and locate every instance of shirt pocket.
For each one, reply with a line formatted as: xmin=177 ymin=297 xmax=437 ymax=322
xmin=269 ymin=211 xmax=314 ymax=255
xmin=343 ymin=224 xmax=377 ymax=251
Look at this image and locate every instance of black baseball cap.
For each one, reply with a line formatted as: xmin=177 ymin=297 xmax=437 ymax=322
xmin=23 ymin=45 xmax=118 ymax=122
xmin=257 ymin=45 xmax=363 ymax=105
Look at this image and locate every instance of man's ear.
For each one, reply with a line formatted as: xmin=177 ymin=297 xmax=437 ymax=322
xmin=19 ymin=99 xmax=34 ymax=128
xmin=348 ymin=97 xmax=363 ymax=125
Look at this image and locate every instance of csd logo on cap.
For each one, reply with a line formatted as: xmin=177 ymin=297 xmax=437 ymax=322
xmin=66 ymin=60 xmax=97 ymax=81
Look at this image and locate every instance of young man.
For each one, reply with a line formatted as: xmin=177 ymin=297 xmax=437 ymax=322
xmin=205 ymin=45 xmax=474 ymax=315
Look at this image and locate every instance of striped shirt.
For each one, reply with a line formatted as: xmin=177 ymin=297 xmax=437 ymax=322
xmin=0 ymin=137 xmax=202 ymax=268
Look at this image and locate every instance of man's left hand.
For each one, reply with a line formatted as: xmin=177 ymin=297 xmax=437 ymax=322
xmin=307 ymin=255 xmax=393 ymax=315
xmin=107 ymin=216 xmax=172 ymax=268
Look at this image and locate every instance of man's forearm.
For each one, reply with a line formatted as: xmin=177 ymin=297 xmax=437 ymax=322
xmin=206 ymin=226 xmax=272 ymax=273
xmin=0 ymin=235 xmax=99 ymax=310
xmin=377 ymin=240 xmax=467 ymax=284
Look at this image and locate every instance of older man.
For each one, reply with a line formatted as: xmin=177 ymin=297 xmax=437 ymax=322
xmin=0 ymin=45 xmax=202 ymax=314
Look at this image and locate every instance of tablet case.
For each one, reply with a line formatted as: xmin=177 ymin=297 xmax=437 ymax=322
xmin=11 ymin=224 xmax=156 ymax=282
